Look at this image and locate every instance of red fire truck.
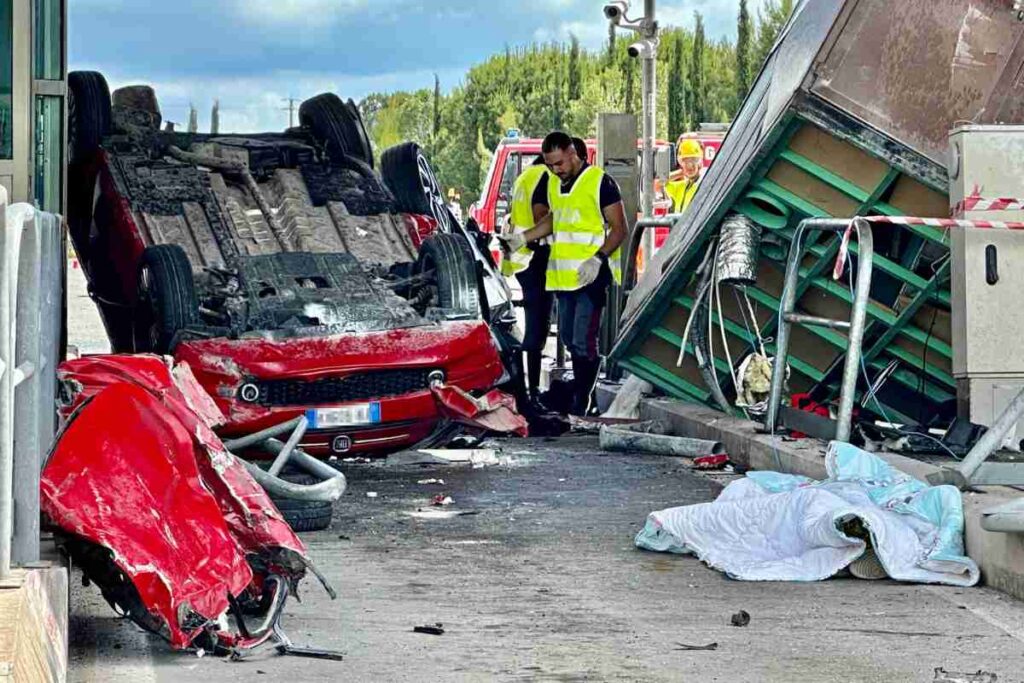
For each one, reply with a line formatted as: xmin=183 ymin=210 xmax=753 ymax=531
xmin=469 ymin=129 xmax=725 ymax=268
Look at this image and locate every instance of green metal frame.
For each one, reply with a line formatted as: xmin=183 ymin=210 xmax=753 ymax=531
xmin=615 ymin=113 xmax=954 ymax=424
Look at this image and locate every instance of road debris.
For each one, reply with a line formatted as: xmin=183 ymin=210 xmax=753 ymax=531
xmin=387 ymin=448 xmax=498 ymax=467
xmin=366 ymin=492 xmax=379 ymax=498
xmin=933 ymin=668 xmax=998 ymax=683
xmin=730 ymin=610 xmax=750 ymax=627
xmin=418 ymin=478 xmax=445 ymax=485
xmin=674 ymin=642 xmax=718 ymax=651
xmin=600 ymin=422 xmax=724 ymax=458
xmin=432 ymin=495 xmax=454 ymax=506
xmin=405 ymin=510 xmax=480 ymax=520
xmin=413 ymin=623 xmax=445 ymax=636
xmin=693 ymin=454 xmax=731 ymax=470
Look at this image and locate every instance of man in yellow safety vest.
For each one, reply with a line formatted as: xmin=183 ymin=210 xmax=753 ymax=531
xmin=499 ymin=131 xmax=628 ymax=416
xmin=664 ymin=137 xmax=704 ymax=213
xmin=499 ymin=156 xmax=552 ymax=404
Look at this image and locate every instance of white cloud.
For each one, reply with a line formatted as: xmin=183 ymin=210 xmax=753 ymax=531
xmin=232 ymin=0 xmax=374 ymax=27
xmin=91 ymin=67 xmax=466 ymax=134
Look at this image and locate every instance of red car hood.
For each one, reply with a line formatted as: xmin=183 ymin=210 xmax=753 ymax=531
xmin=175 ymin=320 xmax=505 ymax=384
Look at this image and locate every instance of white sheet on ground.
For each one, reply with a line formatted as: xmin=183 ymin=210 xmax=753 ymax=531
xmin=635 ymin=441 xmax=979 ymax=586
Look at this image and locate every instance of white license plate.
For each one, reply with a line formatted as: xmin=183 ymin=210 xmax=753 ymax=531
xmin=306 ymin=403 xmax=381 ymax=429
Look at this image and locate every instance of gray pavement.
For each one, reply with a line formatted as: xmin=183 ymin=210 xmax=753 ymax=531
xmin=66 ymin=437 xmax=1024 ymax=683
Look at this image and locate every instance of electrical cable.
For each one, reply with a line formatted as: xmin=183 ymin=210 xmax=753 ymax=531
xmin=840 ymin=252 xmax=961 ymax=461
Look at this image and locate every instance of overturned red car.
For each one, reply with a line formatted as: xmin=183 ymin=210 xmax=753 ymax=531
xmin=66 ymin=71 xmax=522 ymax=456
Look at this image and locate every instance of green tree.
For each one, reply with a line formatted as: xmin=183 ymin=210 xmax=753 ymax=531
xmin=687 ymin=12 xmax=707 ymax=127
xmin=736 ymin=0 xmax=752 ymax=101
xmin=568 ymin=34 xmax=582 ymax=102
xmin=667 ymin=31 xmax=685 ymax=140
xmin=754 ymin=0 xmax=795 ymax=69
xmin=432 ymin=73 xmax=441 ymax=157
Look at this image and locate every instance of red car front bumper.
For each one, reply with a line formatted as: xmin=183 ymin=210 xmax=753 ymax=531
xmin=173 ymin=320 xmax=508 ymax=456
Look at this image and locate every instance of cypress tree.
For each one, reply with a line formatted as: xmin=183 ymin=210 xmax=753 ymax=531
xmin=736 ymin=0 xmax=752 ymax=101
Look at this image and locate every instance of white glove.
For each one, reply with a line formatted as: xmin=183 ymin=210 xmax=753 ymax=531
xmin=498 ymin=232 xmax=526 ymax=254
xmin=577 ymin=255 xmax=602 ymax=288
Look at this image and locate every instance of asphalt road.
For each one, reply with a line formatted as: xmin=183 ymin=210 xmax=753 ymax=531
xmin=65 ymin=265 xmax=1024 ymax=682
xmin=64 ymin=436 xmax=1024 ymax=683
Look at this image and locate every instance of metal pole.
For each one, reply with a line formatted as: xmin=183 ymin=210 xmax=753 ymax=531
xmin=834 ymin=218 xmax=873 ymax=443
xmin=0 ymin=197 xmax=20 ymax=580
xmin=956 ymin=386 xmax=1024 ymax=485
xmin=640 ymin=0 xmax=656 ymax=221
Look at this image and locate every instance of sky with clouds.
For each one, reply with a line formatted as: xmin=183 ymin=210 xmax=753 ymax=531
xmin=70 ymin=0 xmax=765 ymax=133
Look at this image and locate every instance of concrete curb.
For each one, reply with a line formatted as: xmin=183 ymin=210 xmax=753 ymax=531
xmin=597 ymin=383 xmax=1024 ymax=602
xmin=0 ymin=566 xmax=68 ymax=682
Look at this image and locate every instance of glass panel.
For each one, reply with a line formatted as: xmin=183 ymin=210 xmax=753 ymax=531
xmin=34 ymin=96 xmax=62 ymax=213
xmin=34 ymin=0 xmax=63 ymax=80
xmin=0 ymin=2 xmax=12 ymax=159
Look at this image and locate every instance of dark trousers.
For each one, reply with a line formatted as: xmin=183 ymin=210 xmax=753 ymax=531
xmin=555 ymin=263 xmax=610 ymax=362
xmin=515 ymin=246 xmax=553 ymax=353
xmin=554 ymin=264 xmax=610 ymax=415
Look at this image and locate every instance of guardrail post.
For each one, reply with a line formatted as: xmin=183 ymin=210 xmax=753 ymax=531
xmin=0 ymin=190 xmax=18 ymax=579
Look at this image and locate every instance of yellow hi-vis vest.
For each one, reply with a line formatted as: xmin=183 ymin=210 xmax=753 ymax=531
xmin=665 ymin=176 xmax=700 ymax=213
xmin=500 ymin=164 xmax=548 ymax=277
xmin=546 ymin=166 xmax=622 ymax=291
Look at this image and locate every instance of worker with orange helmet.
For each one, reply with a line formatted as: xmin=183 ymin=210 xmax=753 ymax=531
xmin=664 ymin=137 xmax=704 ymax=214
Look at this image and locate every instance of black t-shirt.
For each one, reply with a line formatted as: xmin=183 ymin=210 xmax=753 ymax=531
xmin=532 ymin=163 xmax=622 ymax=210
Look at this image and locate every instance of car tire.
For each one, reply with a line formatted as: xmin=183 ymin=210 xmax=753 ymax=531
xmin=416 ymin=233 xmax=481 ymax=318
xmin=380 ymin=142 xmax=452 ymax=233
xmin=68 ymin=71 xmax=112 ymax=165
xmin=299 ymin=93 xmax=374 ymax=168
xmin=263 ymin=469 xmax=335 ymax=533
xmin=135 ymin=245 xmax=199 ymax=354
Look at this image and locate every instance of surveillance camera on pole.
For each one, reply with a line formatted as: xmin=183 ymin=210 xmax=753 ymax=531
xmin=603 ymin=1 xmax=630 ymax=24
xmin=627 ymin=40 xmax=656 ymax=59
xmin=605 ymin=0 xmax=659 ymax=221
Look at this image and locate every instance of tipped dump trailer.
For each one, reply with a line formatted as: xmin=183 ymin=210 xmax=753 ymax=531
xmin=613 ymin=0 xmax=1024 ymax=426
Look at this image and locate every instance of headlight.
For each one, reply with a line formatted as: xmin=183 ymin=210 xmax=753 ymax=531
xmin=238 ymin=383 xmax=261 ymax=403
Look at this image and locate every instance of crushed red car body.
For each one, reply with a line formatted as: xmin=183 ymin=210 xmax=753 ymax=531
xmin=43 ymin=355 xmax=322 ymax=651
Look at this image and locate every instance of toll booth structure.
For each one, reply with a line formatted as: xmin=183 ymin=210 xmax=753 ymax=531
xmin=612 ymin=0 xmax=1024 ymax=427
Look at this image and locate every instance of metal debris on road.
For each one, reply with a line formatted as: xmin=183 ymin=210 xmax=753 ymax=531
xmin=405 ymin=509 xmax=480 ymax=520
xmin=674 ymin=642 xmax=719 ymax=651
xmin=600 ymin=422 xmax=725 ymax=458
xmin=413 ymin=623 xmax=445 ymax=636
xmin=730 ymin=610 xmax=751 ymax=627
xmin=933 ymin=668 xmax=998 ymax=683
xmin=387 ymin=449 xmax=498 ymax=466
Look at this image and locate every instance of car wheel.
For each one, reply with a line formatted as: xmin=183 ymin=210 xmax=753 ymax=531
xmin=68 ymin=71 xmax=112 ymax=165
xmin=380 ymin=142 xmax=452 ymax=233
xmin=415 ymin=233 xmax=481 ymax=318
xmin=134 ymin=245 xmax=199 ymax=354
xmin=299 ymin=93 xmax=374 ymax=168
xmin=262 ymin=469 xmax=335 ymax=533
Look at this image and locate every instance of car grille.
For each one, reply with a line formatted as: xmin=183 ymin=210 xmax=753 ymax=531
xmin=249 ymin=369 xmax=435 ymax=407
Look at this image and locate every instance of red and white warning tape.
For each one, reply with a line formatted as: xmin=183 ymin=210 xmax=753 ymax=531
xmin=955 ymin=196 xmax=1024 ymax=214
xmin=864 ymin=215 xmax=1024 ymax=230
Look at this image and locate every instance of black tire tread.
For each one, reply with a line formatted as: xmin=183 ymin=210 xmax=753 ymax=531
xmin=299 ymin=93 xmax=373 ymax=168
xmin=68 ymin=71 xmax=112 ymax=165
xmin=418 ymin=233 xmax=481 ymax=317
xmin=139 ymin=245 xmax=198 ymax=353
xmin=380 ymin=142 xmax=452 ymax=233
xmin=279 ymin=505 xmax=333 ymax=533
